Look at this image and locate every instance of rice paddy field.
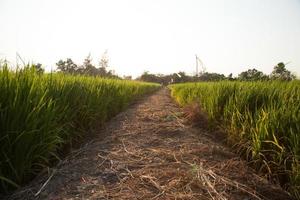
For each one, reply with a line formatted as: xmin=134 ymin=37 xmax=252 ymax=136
xmin=0 ymin=64 xmax=160 ymax=193
xmin=169 ymin=81 xmax=300 ymax=198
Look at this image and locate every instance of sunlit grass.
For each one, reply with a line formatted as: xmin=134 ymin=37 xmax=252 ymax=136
xmin=169 ymin=81 xmax=300 ymax=198
xmin=0 ymin=64 xmax=160 ymax=193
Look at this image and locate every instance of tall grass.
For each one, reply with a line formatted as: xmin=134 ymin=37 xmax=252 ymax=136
xmin=169 ymin=81 xmax=300 ymax=198
xmin=0 ymin=64 xmax=160 ymax=193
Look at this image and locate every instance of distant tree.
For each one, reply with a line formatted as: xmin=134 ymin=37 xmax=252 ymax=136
xmin=32 ymin=63 xmax=44 ymax=74
xmin=55 ymin=53 xmax=121 ymax=78
xmin=177 ymin=72 xmax=190 ymax=82
xmin=198 ymin=72 xmax=226 ymax=81
xmin=171 ymin=73 xmax=182 ymax=83
xmin=238 ymin=68 xmax=268 ymax=81
xmin=98 ymin=51 xmax=110 ymax=76
xmin=94 ymin=50 xmax=119 ymax=78
xmin=270 ymin=62 xmax=295 ymax=81
xmin=99 ymin=51 xmax=109 ymax=68
xmin=138 ymin=71 xmax=160 ymax=83
xmin=227 ymin=73 xmax=235 ymax=81
xmin=137 ymin=71 xmax=197 ymax=85
xmin=56 ymin=58 xmax=78 ymax=74
xmin=82 ymin=54 xmax=97 ymax=76
xmin=123 ymin=75 xmax=132 ymax=80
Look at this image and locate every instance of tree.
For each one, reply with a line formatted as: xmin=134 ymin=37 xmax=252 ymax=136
xmin=138 ymin=71 xmax=161 ymax=83
xmin=123 ymin=75 xmax=132 ymax=80
xmin=98 ymin=51 xmax=110 ymax=76
xmin=32 ymin=63 xmax=44 ymax=74
xmin=55 ymin=52 xmax=121 ymax=78
xmin=137 ymin=71 xmax=197 ymax=85
xmin=227 ymin=73 xmax=235 ymax=81
xmin=96 ymin=50 xmax=118 ymax=78
xmin=198 ymin=72 xmax=226 ymax=81
xmin=270 ymin=62 xmax=295 ymax=81
xmin=99 ymin=50 xmax=109 ymax=69
xmin=81 ymin=54 xmax=97 ymax=76
xmin=56 ymin=58 xmax=78 ymax=74
xmin=238 ymin=68 xmax=268 ymax=81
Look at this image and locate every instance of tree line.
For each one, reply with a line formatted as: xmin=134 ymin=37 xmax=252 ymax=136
xmin=29 ymin=59 xmax=296 ymax=84
xmin=31 ymin=52 xmax=119 ymax=79
xmin=137 ymin=62 xmax=296 ymax=84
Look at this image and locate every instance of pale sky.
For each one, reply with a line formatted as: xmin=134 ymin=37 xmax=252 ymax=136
xmin=0 ymin=0 xmax=300 ymax=78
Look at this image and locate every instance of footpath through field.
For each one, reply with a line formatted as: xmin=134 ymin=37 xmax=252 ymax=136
xmin=10 ymin=88 xmax=292 ymax=200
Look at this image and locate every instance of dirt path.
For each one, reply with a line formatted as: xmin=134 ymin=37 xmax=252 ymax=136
xmin=9 ymin=88 xmax=292 ymax=200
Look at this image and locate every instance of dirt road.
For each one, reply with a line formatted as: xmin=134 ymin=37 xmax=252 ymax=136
xmin=9 ymin=88 xmax=292 ymax=200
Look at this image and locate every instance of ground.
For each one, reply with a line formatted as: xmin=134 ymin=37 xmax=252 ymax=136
xmin=8 ymin=88 xmax=293 ymax=200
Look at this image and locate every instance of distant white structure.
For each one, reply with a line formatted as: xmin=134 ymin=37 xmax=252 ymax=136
xmin=195 ymin=55 xmax=206 ymax=76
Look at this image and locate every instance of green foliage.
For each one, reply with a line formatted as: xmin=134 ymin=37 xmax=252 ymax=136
xmin=169 ymin=81 xmax=300 ymax=198
xmin=238 ymin=68 xmax=268 ymax=81
xmin=271 ymin=62 xmax=296 ymax=81
xmin=0 ymin=64 xmax=159 ymax=193
xmin=198 ymin=72 xmax=226 ymax=81
xmin=56 ymin=53 xmax=118 ymax=78
xmin=138 ymin=71 xmax=228 ymax=85
xmin=56 ymin=58 xmax=78 ymax=74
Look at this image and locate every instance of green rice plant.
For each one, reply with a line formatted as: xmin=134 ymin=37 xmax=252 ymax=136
xmin=0 ymin=64 xmax=160 ymax=193
xmin=169 ymin=81 xmax=300 ymax=198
